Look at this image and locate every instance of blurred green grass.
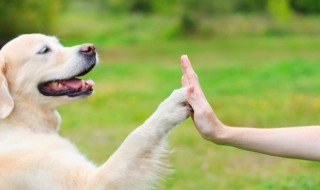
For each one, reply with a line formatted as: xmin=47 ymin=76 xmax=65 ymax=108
xmin=55 ymin=2 xmax=320 ymax=190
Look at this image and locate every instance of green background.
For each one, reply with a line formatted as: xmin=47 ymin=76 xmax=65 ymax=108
xmin=1 ymin=0 xmax=320 ymax=189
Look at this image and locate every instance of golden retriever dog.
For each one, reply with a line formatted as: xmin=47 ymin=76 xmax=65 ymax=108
xmin=0 ymin=34 xmax=190 ymax=190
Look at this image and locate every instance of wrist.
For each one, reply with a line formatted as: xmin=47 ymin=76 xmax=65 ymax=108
xmin=199 ymin=111 xmax=229 ymax=145
xmin=206 ymin=121 xmax=229 ymax=145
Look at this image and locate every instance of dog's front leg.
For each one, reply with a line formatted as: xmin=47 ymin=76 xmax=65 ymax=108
xmin=87 ymin=87 xmax=190 ymax=190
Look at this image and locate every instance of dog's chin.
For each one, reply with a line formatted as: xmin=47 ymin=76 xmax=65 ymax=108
xmin=38 ymin=64 xmax=96 ymax=98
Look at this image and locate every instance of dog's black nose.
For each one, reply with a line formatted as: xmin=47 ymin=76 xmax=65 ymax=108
xmin=80 ymin=44 xmax=96 ymax=55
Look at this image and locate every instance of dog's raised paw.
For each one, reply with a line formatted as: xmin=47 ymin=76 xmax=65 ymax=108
xmin=156 ymin=87 xmax=191 ymax=126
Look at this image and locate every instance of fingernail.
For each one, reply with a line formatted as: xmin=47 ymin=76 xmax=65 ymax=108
xmin=181 ymin=55 xmax=188 ymax=60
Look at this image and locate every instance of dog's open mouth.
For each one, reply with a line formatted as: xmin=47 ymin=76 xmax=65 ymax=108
xmin=38 ymin=67 xmax=96 ymax=97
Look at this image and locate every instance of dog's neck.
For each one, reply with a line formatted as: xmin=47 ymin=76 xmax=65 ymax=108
xmin=0 ymin=99 xmax=61 ymax=133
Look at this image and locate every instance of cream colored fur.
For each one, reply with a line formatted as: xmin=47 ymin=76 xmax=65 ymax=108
xmin=0 ymin=34 xmax=190 ymax=190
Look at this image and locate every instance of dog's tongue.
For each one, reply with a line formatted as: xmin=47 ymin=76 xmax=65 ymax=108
xmin=60 ymin=78 xmax=95 ymax=90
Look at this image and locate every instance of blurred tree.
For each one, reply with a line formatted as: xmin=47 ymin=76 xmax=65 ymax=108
xmin=177 ymin=0 xmax=216 ymax=36
xmin=267 ymin=0 xmax=292 ymax=22
xmin=290 ymin=0 xmax=320 ymax=14
xmin=236 ymin=0 xmax=267 ymax=13
xmin=94 ymin=0 xmax=158 ymax=14
xmin=0 ymin=0 xmax=64 ymax=46
xmin=177 ymin=0 xmax=241 ymax=36
xmin=130 ymin=0 xmax=153 ymax=13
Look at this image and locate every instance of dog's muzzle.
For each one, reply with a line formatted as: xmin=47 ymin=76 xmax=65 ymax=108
xmin=38 ymin=44 xmax=97 ymax=97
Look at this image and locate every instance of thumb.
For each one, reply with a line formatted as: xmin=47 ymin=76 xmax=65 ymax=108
xmin=186 ymin=84 xmax=202 ymax=111
xmin=187 ymin=84 xmax=212 ymax=113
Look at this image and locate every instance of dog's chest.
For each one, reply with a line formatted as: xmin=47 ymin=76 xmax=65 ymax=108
xmin=0 ymin=128 xmax=96 ymax=190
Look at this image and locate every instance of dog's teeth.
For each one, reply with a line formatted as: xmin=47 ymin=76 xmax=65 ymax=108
xmin=51 ymin=81 xmax=58 ymax=86
xmin=81 ymin=80 xmax=85 ymax=88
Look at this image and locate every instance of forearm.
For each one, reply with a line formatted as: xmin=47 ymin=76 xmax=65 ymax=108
xmin=219 ymin=125 xmax=320 ymax=161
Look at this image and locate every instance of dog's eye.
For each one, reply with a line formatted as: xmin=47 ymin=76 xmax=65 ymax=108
xmin=38 ymin=46 xmax=51 ymax=54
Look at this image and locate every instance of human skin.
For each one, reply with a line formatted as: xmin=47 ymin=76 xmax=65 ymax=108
xmin=181 ymin=55 xmax=320 ymax=161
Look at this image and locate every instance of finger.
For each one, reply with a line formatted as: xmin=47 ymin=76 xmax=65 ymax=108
xmin=181 ymin=55 xmax=201 ymax=89
xmin=186 ymin=84 xmax=201 ymax=109
xmin=181 ymin=55 xmax=189 ymax=76
xmin=187 ymin=84 xmax=212 ymax=112
xmin=181 ymin=55 xmax=192 ymax=77
xmin=181 ymin=75 xmax=189 ymax=87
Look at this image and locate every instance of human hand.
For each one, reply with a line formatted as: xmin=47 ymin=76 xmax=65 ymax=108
xmin=181 ymin=56 xmax=320 ymax=160
xmin=181 ymin=55 xmax=226 ymax=143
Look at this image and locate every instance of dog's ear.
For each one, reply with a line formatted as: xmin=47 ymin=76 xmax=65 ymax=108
xmin=0 ymin=54 xmax=14 ymax=119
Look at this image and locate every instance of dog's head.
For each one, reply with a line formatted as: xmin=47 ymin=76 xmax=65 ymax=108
xmin=0 ymin=34 xmax=97 ymax=119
